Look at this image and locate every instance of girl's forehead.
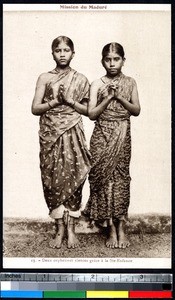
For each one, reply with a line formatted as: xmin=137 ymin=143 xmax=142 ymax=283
xmin=54 ymin=41 xmax=71 ymax=49
xmin=105 ymin=51 xmax=121 ymax=57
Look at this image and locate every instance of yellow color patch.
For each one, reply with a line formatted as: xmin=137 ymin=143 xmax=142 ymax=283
xmin=86 ymin=291 xmax=129 ymax=298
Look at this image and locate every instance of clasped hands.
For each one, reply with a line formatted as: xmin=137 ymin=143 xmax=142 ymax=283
xmin=55 ymin=84 xmax=74 ymax=106
xmin=107 ymin=83 xmax=123 ymax=102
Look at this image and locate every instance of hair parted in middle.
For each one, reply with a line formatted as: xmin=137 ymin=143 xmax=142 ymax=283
xmin=102 ymin=42 xmax=125 ymax=60
xmin=51 ymin=36 xmax=74 ymax=53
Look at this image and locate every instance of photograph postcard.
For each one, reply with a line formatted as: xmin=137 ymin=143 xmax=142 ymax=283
xmin=3 ymin=3 xmax=171 ymax=269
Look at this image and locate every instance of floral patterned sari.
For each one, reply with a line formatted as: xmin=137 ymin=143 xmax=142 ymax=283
xmin=39 ymin=67 xmax=91 ymax=217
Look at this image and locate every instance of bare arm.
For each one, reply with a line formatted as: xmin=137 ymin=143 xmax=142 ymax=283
xmin=31 ymin=74 xmax=59 ymax=116
xmin=114 ymin=82 xmax=141 ymax=116
xmin=88 ymin=81 xmax=114 ymax=120
xmin=72 ymin=98 xmax=88 ymax=116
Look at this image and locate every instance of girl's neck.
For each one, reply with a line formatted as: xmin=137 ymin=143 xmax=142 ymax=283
xmin=55 ymin=65 xmax=71 ymax=73
xmin=106 ymin=71 xmax=122 ymax=79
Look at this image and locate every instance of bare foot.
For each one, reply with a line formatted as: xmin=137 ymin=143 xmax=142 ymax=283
xmin=49 ymin=223 xmax=64 ymax=249
xmin=118 ymin=232 xmax=130 ymax=248
xmin=106 ymin=236 xmax=118 ymax=248
xmin=118 ymin=220 xmax=130 ymax=248
xmin=106 ymin=224 xmax=118 ymax=248
xmin=67 ymin=228 xmax=79 ymax=249
xmin=67 ymin=216 xmax=79 ymax=249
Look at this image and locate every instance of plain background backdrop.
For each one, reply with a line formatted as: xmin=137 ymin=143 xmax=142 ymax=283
xmin=3 ymin=5 xmax=171 ymax=218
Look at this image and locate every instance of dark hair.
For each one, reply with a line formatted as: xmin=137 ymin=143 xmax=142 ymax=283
xmin=51 ymin=36 xmax=74 ymax=52
xmin=102 ymin=42 xmax=125 ymax=59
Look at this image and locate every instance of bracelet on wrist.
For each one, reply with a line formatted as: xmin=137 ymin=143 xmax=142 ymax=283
xmin=48 ymin=101 xmax=54 ymax=109
xmin=69 ymin=100 xmax=75 ymax=108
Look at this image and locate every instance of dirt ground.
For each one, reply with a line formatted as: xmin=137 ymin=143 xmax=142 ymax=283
xmin=3 ymin=219 xmax=171 ymax=258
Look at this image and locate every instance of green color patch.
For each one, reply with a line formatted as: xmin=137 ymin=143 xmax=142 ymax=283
xmin=44 ymin=290 xmax=86 ymax=298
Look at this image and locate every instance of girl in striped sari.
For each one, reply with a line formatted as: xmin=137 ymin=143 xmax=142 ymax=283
xmin=84 ymin=43 xmax=140 ymax=248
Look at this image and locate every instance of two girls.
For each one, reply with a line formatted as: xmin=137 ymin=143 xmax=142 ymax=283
xmin=32 ymin=36 xmax=140 ymax=249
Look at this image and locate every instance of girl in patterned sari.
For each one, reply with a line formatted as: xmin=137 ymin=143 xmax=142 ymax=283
xmin=84 ymin=43 xmax=140 ymax=248
xmin=32 ymin=36 xmax=91 ymax=249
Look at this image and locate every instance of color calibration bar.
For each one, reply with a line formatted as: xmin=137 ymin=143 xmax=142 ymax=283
xmin=0 ymin=290 xmax=172 ymax=298
xmin=0 ymin=273 xmax=173 ymax=298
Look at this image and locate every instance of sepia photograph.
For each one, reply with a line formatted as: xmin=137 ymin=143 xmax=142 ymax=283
xmin=3 ymin=3 xmax=171 ymax=269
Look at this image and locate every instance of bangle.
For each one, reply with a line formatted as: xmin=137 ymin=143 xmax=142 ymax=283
xmin=48 ymin=101 xmax=54 ymax=109
xmin=69 ymin=100 xmax=75 ymax=108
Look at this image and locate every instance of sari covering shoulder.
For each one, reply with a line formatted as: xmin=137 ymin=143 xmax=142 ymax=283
xmin=39 ymin=68 xmax=89 ymax=148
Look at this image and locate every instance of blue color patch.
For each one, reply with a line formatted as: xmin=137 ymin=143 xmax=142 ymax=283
xmin=1 ymin=290 xmax=43 ymax=298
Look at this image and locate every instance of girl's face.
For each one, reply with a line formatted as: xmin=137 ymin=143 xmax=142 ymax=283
xmin=102 ymin=52 xmax=124 ymax=77
xmin=52 ymin=41 xmax=74 ymax=68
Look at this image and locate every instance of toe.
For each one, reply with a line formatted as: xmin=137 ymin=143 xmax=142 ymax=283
xmin=49 ymin=241 xmax=55 ymax=248
xmin=114 ymin=242 xmax=118 ymax=248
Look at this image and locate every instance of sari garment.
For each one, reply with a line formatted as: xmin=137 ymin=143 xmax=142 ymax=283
xmin=39 ymin=68 xmax=91 ymax=216
xmin=84 ymin=73 xmax=136 ymax=225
